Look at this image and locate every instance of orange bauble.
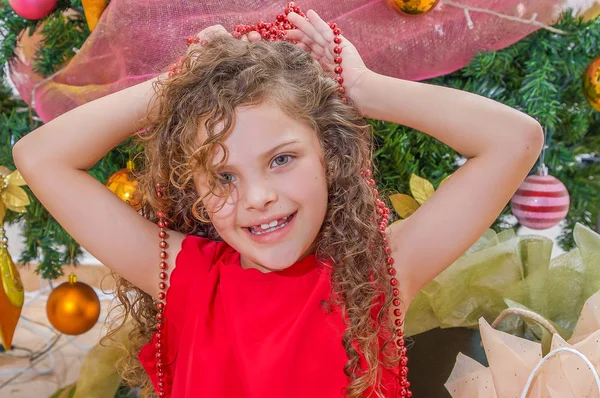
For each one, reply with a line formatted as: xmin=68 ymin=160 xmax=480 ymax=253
xmin=46 ymin=274 xmax=100 ymax=335
xmin=583 ymin=56 xmax=600 ymax=111
xmin=106 ymin=160 xmax=143 ymax=210
xmin=385 ymin=0 xmax=440 ymax=15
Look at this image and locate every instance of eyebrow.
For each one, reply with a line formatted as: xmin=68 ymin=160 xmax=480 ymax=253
xmin=259 ymin=139 xmax=302 ymax=161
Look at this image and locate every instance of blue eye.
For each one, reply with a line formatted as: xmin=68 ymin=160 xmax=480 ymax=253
xmin=271 ymin=155 xmax=291 ymax=167
xmin=218 ymin=173 xmax=236 ymax=184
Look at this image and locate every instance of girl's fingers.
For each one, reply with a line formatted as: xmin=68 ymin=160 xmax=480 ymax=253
xmin=284 ymin=29 xmax=302 ymax=42
xmin=287 ymin=11 xmax=329 ymax=49
xmin=286 ymin=29 xmax=334 ymax=63
xmin=295 ymin=42 xmax=310 ymax=53
xmin=247 ymin=31 xmax=262 ymax=41
xmin=287 ymin=30 xmax=331 ymax=64
xmin=306 ymin=9 xmax=335 ymax=43
xmin=286 ymin=30 xmax=319 ymax=51
xmin=200 ymin=24 xmax=228 ymax=40
xmin=304 ymin=41 xmax=329 ymax=61
xmin=188 ymin=24 xmax=229 ymax=50
xmin=237 ymin=30 xmax=263 ymax=42
xmin=295 ymin=42 xmax=332 ymax=71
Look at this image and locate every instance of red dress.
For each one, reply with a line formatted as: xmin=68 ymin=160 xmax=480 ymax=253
xmin=139 ymin=235 xmax=401 ymax=397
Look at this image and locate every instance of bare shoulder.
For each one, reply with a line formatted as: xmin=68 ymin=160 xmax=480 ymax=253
xmin=15 ymin=151 xmax=188 ymax=298
xmin=386 ymin=144 xmax=540 ymax=307
xmin=163 ymin=229 xmax=186 ymax=282
xmin=385 ymin=219 xmax=418 ymax=308
xmin=138 ymin=223 xmax=186 ymax=297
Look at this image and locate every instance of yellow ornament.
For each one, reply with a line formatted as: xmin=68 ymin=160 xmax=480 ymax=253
xmin=46 ymin=274 xmax=100 ymax=335
xmin=583 ymin=56 xmax=600 ymax=112
xmin=0 ymin=228 xmax=24 ymax=350
xmin=106 ymin=160 xmax=142 ymax=210
xmin=0 ymin=166 xmax=28 ymax=350
xmin=0 ymin=166 xmax=30 ymax=223
xmin=82 ymin=0 xmax=109 ymax=31
xmin=581 ymin=2 xmax=600 ymax=22
xmin=385 ymin=0 xmax=440 ymax=16
xmin=389 ymin=173 xmax=452 ymax=220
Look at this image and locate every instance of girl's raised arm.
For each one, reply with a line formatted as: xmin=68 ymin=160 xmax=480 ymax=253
xmin=12 ymin=77 xmax=184 ymax=297
xmin=12 ymin=25 xmax=258 ymax=296
xmin=288 ymin=10 xmax=544 ymax=307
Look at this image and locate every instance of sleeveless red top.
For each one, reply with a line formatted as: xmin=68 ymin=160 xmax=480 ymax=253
xmin=139 ymin=235 xmax=401 ymax=397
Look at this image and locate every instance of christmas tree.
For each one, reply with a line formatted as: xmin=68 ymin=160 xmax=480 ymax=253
xmin=372 ymin=11 xmax=600 ymax=251
xmin=1 ymin=1 xmax=598 ymax=281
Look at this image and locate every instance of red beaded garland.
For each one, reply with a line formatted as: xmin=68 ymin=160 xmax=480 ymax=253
xmin=159 ymin=2 xmax=409 ymax=396
xmin=371 ymin=164 xmax=410 ymax=396
xmin=231 ymin=3 xmax=348 ymax=103
xmin=168 ymin=2 xmax=349 ymax=103
xmin=155 ymin=191 xmax=169 ymax=398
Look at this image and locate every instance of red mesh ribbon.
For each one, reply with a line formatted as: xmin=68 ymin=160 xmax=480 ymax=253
xmin=9 ymin=0 xmax=565 ymax=122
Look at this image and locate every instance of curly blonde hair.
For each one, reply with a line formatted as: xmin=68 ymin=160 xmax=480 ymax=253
xmin=107 ymin=34 xmax=401 ymax=397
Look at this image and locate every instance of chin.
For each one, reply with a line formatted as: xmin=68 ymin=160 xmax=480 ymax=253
xmin=247 ymin=245 xmax=304 ymax=271
xmin=220 ymin=212 xmax=319 ymax=271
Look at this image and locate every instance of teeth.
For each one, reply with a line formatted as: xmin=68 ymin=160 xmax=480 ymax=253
xmin=260 ymin=219 xmax=279 ymax=230
xmin=250 ymin=215 xmax=292 ymax=235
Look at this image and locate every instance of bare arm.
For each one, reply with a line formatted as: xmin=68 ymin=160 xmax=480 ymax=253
xmin=355 ymin=72 xmax=543 ymax=304
xmin=13 ymin=75 xmax=184 ymax=297
xmin=12 ymin=25 xmax=260 ymax=296
xmin=284 ymin=9 xmax=543 ymax=323
xmin=355 ymin=72 xmax=541 ymax=158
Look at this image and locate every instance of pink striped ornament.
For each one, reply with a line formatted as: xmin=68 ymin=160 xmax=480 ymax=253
xmin=510 ymin=166 xmax=570 ymax=230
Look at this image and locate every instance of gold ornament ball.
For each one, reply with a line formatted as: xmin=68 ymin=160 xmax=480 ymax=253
xmin=106 ymin=160 xmax=142 ymax=210
xmin=583 ymin=56 xmax=600 ymax=111
xmin=46 ymin=274 xmax=100 ymax=335
xmin=385 ymin=0 xmax=440 ymax=15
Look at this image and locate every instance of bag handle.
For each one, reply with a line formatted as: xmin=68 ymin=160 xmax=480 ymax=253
xmin=491 ymin=307 xmax=559 ymax=336
xmin=520 ymin=347 xmax=600 ymax=398
xmin=490 ymin=308 xmax=600 ymax=397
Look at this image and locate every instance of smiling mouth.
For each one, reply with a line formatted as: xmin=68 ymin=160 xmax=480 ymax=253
xmin=246 ymin=212 xmax=297 ymax=235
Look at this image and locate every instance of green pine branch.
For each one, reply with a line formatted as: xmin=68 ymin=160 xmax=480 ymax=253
xmin=0 ymin=0 xmax=87 ymax=78
xmin=374 ymin=12 xmax=600 ymax=250
xmin=33 ymin=9 xmax=89 ymax=77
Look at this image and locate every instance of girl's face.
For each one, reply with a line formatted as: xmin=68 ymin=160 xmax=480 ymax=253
xmin=195 ymin=101 xmax=328 ymax=273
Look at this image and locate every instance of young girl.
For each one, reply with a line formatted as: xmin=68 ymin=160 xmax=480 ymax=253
xmin=12 ymin=5 xmax=543 ymax=398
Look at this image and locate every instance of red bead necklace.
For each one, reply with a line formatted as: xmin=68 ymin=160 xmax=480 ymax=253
xmin=157 ymin=3 xmax=410 ymax=396
xmin=154 ymin=183 xmax=168 ymax=397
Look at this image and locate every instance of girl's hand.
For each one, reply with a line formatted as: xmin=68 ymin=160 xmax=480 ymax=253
xmin=286 ymin=10 xmax=372 ymax=106
xmin=186 ymin=24 xmax=262 ymax=55
xmin=163 ymin=24 xmax=262 ymax=78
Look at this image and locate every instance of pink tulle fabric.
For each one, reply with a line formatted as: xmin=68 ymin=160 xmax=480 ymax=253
xmin=10 ymin=0 xmax=566 ymax=122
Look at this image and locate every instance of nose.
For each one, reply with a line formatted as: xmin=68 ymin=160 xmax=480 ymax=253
xmin=242 ymin=176 xmax=277 ymax=211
